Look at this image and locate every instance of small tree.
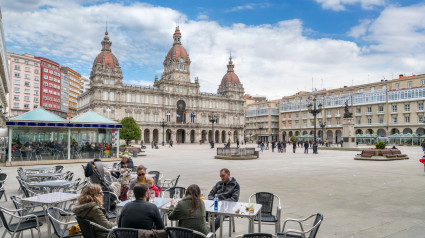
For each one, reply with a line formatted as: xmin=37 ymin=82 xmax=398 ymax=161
xmin=290 ymin=136 xmax=296 ymax=142
xmin=120 ymin=117 xmax=141 ymax=146
xmin=375 ymin=142 xmax=386 ymax=149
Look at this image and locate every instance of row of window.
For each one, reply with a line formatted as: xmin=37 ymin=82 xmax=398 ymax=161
xmin=42 ymin=62 xmax=59 ymax=71
xmin=43 ymin=75 xmax=61 ymax=83
xmin=13 ymin=95 xmax=39 ymax=102
xmin=43 ymin=68 xmax=60 ymax=76
xmin=42 ymin=82 xmax=61 ymax=89
xmin=13 ymin=58 xmax=38 ymax=67
xmin=13 ymin=103 xmax=38 ymax=109
xmin=42 ymin=88 xmax=61 ymax=96
xmin=42 ymin=96 xmax=60 ymax=103
xmin=14 ymin=66 xmax=40 ymax=73
xmin=42 ymin=103 xmax=60 ymax=109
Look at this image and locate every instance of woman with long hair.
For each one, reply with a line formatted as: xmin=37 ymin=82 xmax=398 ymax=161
xmin=72 ymin=184 xmax=116 ymax=238
xmin=167 ymin=184 xmax=209 ymax=236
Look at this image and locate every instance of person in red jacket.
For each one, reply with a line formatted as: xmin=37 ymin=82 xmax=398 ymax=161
xmin=147 ymin=178 xmax=160 ymax=197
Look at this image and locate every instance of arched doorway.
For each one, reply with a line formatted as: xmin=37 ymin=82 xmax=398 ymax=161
xmin=166 ymin=129 xmax=172 ymax=142
xmin=302 ymin=131 xmax=308 ymax=135
xmin=355 ymin=129 xmax=363 ymax=134
xmin=215 ymin=130 xmax=219 ymax=143
xmin=377 ymin=129 xmax=386 ymax=137
xmin=327 ymin=130 xmax=333 ymax=142
xmin=208 ymin=130 xmax=213 ymax=142
xmin=366 ymin=129 xmax=374 ymax=134
xmin=222 ymin=131 xmax=226 ymax=143
xmin=234 ymin=130 xmax=238 ymax=142
xmin=201 ymin=130 xmax=207 ymax=142
xmin=153 ymin=129 xmax=159 ymax=143
xmin=390 ymin=128 xmax=399 ymax=135
xmin=190 ymin=130 xmax=195 ymax=143
xmin=176 ymin=129 xmax=185 ymax=143
xmin=144 ymin=129 xmax=150 ymax=142
xmin=416 ymin=128 xmax=425 ymax=136
xmin=335 ymin=130 xmax=342 ymax=143
xmin=403 ymin=128 xmax=412 ymax=134
xmin=288 ymin=131 xmax=293 ymax=137
xmin=282 ymin=132 xmax=286 ymax=141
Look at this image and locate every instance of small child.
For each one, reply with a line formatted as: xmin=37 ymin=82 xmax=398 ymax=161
xmin=147 ymin=177 xmax=160 ymax=197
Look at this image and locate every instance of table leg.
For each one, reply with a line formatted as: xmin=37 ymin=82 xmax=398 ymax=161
xmin=43 ymin=205 xmax=52 ymax=238
xmin=210 ymin=213 xmax=216 ymax=238
xmin=219 ymin=215 xmax=223 ymax=238
xmin=258 ymin=212 xmax=261 ymax=232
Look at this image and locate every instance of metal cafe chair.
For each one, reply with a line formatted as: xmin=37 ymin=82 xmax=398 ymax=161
xmin=0 ymin=206 xmax=42 ymax=238
xmin=248 ymin=192 xmax=282 ymax=234
xmin=276 ymin=213 xmax=323 ymax=238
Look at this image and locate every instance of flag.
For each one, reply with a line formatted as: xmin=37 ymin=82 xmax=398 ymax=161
xmin=184 ymin=111 xmax=187 ymax=115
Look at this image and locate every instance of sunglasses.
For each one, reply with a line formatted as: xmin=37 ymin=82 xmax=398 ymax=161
xmin=98 ymin=192 xmax=104 ymax=196
xmin=138 ymin=173 xmax=146 ymax=176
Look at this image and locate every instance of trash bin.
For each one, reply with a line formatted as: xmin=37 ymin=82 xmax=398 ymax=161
xmin=133 ymin=149 xmax=138 ymax=158
xmin=254 ymin=151 xmax=259 ymax=158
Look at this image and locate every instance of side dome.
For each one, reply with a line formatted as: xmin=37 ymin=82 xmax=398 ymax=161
xmin=165 ymin=26 xmax=189 ymax=61
xmin=221 ymin=56 xmax=240 ymax=85
xmin=93 ymin=31 xmax=120 ymax=70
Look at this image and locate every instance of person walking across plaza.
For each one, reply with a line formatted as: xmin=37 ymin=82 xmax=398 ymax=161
xmin=169 ymin=139 xmax=173 ymax=148
xmin=208 ymin=168 xmax=240 ymax=231
xmin=260 ymin=142 xmax=264 ymax=152
xmin=293 ymin=141 xmax=297 ymax=153
xmin=271 ymin=141 xmax=276 ymax=152
xmin=421 ymin=140 xmax=425 ymax=152
xmin=304 ymin=141 xmax=309 ymax=154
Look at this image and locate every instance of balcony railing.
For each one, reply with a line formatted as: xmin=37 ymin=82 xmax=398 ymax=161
xmin=365 ymin=112 xmax=372 ymax=115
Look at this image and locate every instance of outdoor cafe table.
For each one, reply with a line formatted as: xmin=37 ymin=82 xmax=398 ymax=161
xmin=117 ymin=197 xmax=172 ymax=210
xmin=29 ymin=180 xmax=75 ymax=192
xmin=25 ymin=167 xmax=54 ymax=173
xmin=26 ymin=172 xmax=63 ymax=180
xmin=21 ymin=192 xmax=80 ymax=238
xmin=203 ymin=200 xmax=262 ymax=238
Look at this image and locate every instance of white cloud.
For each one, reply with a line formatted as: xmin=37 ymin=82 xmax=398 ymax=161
xmin=348 ymin=19 xmax=372 ymax=38
xmin=315 ymin=0 xmax=386 ymax=11
xmin=2 ymin=1 xmax=425 ymax=99
xmin=196 ymin=14 xmax=209 ymax=20
xmin=227 ymin=3 xmax=272 ymax=12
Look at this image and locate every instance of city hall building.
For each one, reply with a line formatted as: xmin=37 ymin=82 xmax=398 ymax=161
xmin=78 ymin=27 xmax=245 ymax=144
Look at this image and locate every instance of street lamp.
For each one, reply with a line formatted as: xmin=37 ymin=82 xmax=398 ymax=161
xmin=160 ymin=119 xmax=167 ymax=146
xmin=308 ymin=97 xmax=322 ymax=154
xmin=259 ymin=124 xmax=264 ymax=142
xmin=319 ymin=120 xmax=326 ymax=144
xmin=209 ymin=113 xmax=218 ymax=148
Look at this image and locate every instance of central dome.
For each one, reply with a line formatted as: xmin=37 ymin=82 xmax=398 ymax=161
xmin=221 ymin=57 xmax=240 ymax=85
xmin=93 ymin=31 xmax=120 ymax=70
xmin=165 ymin=26 xmax=189 ymax=61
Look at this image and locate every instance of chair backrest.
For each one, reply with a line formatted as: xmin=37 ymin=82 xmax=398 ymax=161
xmin=166 ymin=227 xmax=197 ymax=238
xmin=55 ymin=165 xmax=64 ymax=173
xmin=0 ymin=173 xmax=7 ymax=182
xmin=0 ymin=206 xmax=14 ymax=232
xmin=169 ymin=186 xmax=186 ymax=199
xmin=308 ymin=213 xmax=324 ymax=238
xmin=0 ymin=190 xmax=4 ymax=201
xmin=242 ymin=233 xmax=274 ymax=238
xmin=148 ymin=171 xmax=160 ymax=185
xmin=113 ymin=228 xmax=139 ymax=238
xmin=16 ymin=176 xmax=30 ymax=197
xmin=10 ymin=195 xmax=24 ymax=216
xmin=73 ymin=178 xmax=81 ymax=189
xmin=251 ymin=192 xmax=275 ymax=217
xmin=76 ymin=217 xmax=97 ymax=238
xmin=47 ymin=207 xmax=66 ymax=237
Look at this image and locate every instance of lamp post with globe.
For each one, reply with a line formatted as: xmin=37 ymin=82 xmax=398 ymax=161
xmin=308 ymin=97 xmax=322 ymax=153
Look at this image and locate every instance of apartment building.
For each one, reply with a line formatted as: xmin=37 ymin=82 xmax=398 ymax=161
xmin=245 ymin=100 xmax=280 ymax=142
xmin=80 ymin=76 xmax=89 ymax=94
xmin=279 ymin=74 xmax=425 ymax=143
xmin=60 ymin=67 xmax=69 ymax=116
xmin=36 ymin=57 xmax=62 ymax=116
xmin=7 ymin=53 xmax=40 ymax=118
xmin=0 ymin=10 xmax=9 ymax=126
xmin=62 ymin=67 xmax=81 ymax=116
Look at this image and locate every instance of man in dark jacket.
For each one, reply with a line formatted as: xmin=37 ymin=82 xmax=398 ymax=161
xmin=118 ymin=183 xmax=164 ymax=230
xmin=119 ymin=154 xmax=134 ymax=169
xmin=208 ymin=168 xmax=240 ymax=230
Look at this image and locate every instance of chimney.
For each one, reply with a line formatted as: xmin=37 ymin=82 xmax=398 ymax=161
xmin=399 ymin=74 xmax=404 ymax=79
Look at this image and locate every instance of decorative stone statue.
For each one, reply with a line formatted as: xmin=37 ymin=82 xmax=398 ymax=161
xmin=343 ymin=100 xmax=353 ymax=118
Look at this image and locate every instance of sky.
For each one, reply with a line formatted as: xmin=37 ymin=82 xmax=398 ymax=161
xmin=2 ymin=0 xmax=425 ymax=99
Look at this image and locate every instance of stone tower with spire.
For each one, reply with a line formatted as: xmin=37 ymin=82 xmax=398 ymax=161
xmin=217 ymin=55 xmax=244 ymax=99
xmin=90 ymin=30 xmax=123 ymax=88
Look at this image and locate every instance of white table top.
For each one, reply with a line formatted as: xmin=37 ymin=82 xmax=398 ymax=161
xmin=21 ymin=192 xmax=79 ymax=205
xmin=30 ymin=180 xmax=75 ymax=187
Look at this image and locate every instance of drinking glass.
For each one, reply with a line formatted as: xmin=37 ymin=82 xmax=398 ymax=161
xmin=128 ymin=190 xmax=133 ymax=200
xmin=150 ymin=190 xmax=155 ymax=200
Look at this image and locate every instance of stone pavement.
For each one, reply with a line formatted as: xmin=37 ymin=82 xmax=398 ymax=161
xmin=1 ymin=143 xmax=425 ymax=237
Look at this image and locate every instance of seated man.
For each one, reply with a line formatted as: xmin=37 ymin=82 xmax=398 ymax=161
xmin=208 ymin=168 xmax=240 ymax=230
xmin=118 ymin=183 xmax=164 ymax=230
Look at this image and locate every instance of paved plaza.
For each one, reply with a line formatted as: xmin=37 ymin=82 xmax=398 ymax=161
xmin=1 ymin=144 xmax=425 ymax=238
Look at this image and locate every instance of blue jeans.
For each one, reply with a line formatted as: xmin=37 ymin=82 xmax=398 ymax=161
xmin=304 ymin=147 xmax=308 ymax=153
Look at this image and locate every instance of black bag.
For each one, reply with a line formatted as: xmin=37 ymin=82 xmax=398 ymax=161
xmin=84 ymin=161 xmax=95 ymax=177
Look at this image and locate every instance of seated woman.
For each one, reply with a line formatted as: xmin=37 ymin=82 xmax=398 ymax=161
xmin=167 ymin=184 xmax=210 ymax=236
xmin=129 ymin=164 xmax=147 ymax=190
xmin=72 ymin=184 xmax=116 ymax=238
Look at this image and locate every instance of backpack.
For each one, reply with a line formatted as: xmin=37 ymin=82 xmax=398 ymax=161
xmin=84 ymin=161 xmax=95 ymax=177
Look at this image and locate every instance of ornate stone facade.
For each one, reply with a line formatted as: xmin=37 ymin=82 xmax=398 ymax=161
xmin=78 ymin=27 xmax=245 ymax=144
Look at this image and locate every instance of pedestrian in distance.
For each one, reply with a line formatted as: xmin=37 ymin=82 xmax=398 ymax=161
xmin=304 ymin=141 xmax=309 ymax=154
xmin=271 ymin=141 xmax=276 ymax=152
xmin=292 ymin=141 xmax=296 ymax=153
